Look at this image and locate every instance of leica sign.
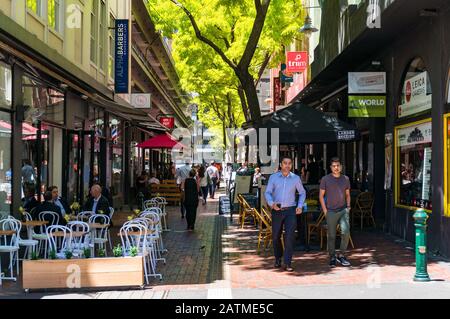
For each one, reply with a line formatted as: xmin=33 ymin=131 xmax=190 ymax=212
xmin=286 ymin=51 xmax=308 ymax=73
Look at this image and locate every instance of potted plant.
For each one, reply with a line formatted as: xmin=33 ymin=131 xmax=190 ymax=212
xmin=113 ymin=244 xmax=123 ymax=257
xmin=130 ymin=246 xmax=138 ymax=257
xmin=97 ymin=248 xmax=106 ymax=257
xmin=30 ymin=251 xmax=40 ymax=260
xmin=83 ymin=248 xmax=91 ymax=259
xmin=49 ymin=249 xmax=57 ymax=260
xmin=64 ymin=250 xmax=73 ymax=260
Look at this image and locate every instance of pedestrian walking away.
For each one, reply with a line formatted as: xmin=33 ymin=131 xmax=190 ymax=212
xmin=181 ymin=169 xmax=199 ymax=231
xmin=264 ymin=156 xmax=306 ymax=272
xmin=176 ymin=161 xmax=192 ymax=218
xmin=206 ymin=161 xmax=219 ymax=199
xmin=319 ymin=157 xmax=352 ymax=268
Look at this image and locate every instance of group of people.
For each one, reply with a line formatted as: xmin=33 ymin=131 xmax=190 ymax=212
xmin=265 ymin=156 xmax=352 ymax=272
xmin=175 ymin=161 xmax=222 ymax=231
xmin=21 ymin=183 xmax=113 ymax=225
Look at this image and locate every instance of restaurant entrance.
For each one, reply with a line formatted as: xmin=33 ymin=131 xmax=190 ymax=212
xmin=64 ymin=129 xmax=95 ymax=205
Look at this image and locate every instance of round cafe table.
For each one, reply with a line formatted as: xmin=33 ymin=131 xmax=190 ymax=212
xmin=21 ymin=220 xmax=48 ymax=240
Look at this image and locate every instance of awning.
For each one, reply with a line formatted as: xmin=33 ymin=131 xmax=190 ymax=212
xmin=136 ymin=132 xmax=186 ymax=149
xmin=254 ymin=102 xmax=360 ymax=144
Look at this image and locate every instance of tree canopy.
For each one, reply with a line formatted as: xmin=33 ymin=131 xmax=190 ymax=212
xmin=147 ymin=0 xmax=305 ymax=144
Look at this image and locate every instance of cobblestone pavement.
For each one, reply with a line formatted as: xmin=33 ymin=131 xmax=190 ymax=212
xmin=2 ymin=187 xmax=450 ymax=299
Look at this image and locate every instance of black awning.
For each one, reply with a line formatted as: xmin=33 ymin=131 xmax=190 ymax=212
xmin=255 ymin=103 xmax=360 ymax=144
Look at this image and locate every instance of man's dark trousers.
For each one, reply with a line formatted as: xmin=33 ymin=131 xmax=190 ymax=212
xmin=272 ymin=207 xmax=297 ymax=266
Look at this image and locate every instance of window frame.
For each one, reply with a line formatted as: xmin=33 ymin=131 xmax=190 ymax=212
xmin=47 ymin=0 xmax=62 ymax=32
xmin=27 ymin=0 xmax=43 ymax=17
xmin=394 ymin=117 xmax=432 ymax=213
xmin=90 ymin=0 xmax=98 ymax=64
xmin=98 ymin=0 xmax=107 ymax=71
xmin=443 ymin=113 xmax=450 ymax=217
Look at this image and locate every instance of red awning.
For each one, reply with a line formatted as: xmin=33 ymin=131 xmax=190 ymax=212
xmin=136 ymin=132 xmax=186 ymax=149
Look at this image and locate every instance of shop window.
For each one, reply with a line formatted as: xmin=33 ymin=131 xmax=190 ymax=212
xmin=398 ymin=57 xmax=432 ymax=118
xmin=27 ymin=0 xmax=42 ymax=16
xmin=108 ymin=14 xmax=115 ymax=80
xmin=444 ymin=114 xmax=450 ymax=217
xmin=109 ymin=117 xmax=123 ymax=198
xmin=0 ymin=111 xmax=12 ymax=217
xmin=395 ymin=119 xmax=432 ymax=211
xmin=22 ymin=76 xmax=65 ymax=125
xmin=48 ymin=0 xmax=61 ymax=32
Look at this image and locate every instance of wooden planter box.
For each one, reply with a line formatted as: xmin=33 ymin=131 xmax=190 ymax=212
xmin=23 ymin=257 xmax=144 ymax=290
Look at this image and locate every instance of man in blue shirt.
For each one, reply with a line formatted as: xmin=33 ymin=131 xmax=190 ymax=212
xmin=265 ymin=157 xmax=306 ymax=272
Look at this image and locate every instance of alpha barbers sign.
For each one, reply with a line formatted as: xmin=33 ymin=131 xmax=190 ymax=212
xmin=115 ymin=19 xmax=129 ymax=94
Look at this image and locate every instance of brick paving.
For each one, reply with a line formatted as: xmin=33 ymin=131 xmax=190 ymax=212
xmin=0 ymin=190 xmax=227 ymax=298
xmin=224 ymin=217 xmax=450 ymax=289
xmin=1 ymin=187 xmax=450 ymax=298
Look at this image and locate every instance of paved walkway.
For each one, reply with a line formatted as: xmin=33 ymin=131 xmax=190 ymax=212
xmin=1 ymin=187 xmax=450 ymax=299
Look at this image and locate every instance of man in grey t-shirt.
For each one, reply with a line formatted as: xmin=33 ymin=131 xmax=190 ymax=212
xmin=319 ymin=157 xmax=352 ymax=268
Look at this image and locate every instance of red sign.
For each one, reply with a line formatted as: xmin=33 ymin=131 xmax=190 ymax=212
xmin=286 ymin=51 xmax=308 ymax=73
xmin=272 ymin=77 xmax=282 ymax=112
xmin=405 ymin=80 xmax=412 ymax=103
xmin=159 ymin=117 xmax=175 ymax=129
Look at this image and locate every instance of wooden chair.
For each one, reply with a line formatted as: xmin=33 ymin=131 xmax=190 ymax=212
xmin=320 ymin=223 xmax=355 ymax=250
xmin=252 ymin=208 xmax=272 ymax=254
xmin=238 ymin=195 xmax=255 ymax=228
xmin=307 ymin=189 xmax=320 ymax=202
xmin=352 ymin=192 xmax=375 ymax=229
xmin=260 ymin=206 xmax=284 ymax=253
xmin=307 ymin=210 xmax=326 ymax=245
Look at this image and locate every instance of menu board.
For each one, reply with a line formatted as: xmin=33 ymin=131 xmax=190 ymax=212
xmin=232 ymin=175 xmax=252 ymax=204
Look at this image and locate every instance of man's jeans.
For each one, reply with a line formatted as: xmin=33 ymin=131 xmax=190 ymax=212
xmin=325 ymin=208 xmax=350 ymax=257
xmin=209 ymin=177 xmax=217 ymax=198
xmin=271 ymin=207 xmax=297 ymax=266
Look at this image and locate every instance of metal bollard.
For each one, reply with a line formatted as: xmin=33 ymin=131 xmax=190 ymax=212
xmin=413 ymin=209 xmax=431 ymax=282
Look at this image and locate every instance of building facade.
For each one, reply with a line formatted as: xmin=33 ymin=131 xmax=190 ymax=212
xmin=0 ymin=0 xmax=188 ymax=217
xmin=293 ymin=0 xmax=450 ymax=257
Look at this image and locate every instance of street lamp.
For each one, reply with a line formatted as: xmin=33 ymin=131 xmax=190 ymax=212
xmin=300 ymin=2 xmax=321 ymax=38
xmin=300 ymin=14 xmax=319 ymax=38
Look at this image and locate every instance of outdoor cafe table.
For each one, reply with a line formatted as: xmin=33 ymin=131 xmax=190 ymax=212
xmin=21 ymin=220 xmax=48 ymax=240
xmin=0 ymin=230 xmax=16 ymax=236
xmin=51 ymin=231 xmax=86 ymax=237
xmin=297 ymin=205 xmax=321 ymax=252
xmin=117 ymin=229 xmax=156 ymax=237
xmin=88 ymin=223 xmax=110 ymax=229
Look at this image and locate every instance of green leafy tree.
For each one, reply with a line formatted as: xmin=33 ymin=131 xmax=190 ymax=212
xmin=147 ymin=0 xmax=305 ymax=123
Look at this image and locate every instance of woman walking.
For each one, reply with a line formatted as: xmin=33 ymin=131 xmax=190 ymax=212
xmin=181 ymin=169 xmax=199 ymax=231
xmin=198 ymin=166 xmax=209 ymax=205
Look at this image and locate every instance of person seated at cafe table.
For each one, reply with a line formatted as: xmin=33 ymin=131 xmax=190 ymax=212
xmin=33 ymin=191 xmax=66 ymax=225
xmin=22 ymin=186 xmax=39 ymax=213
xmin=48 ymin=185 xmax=71 ymax=217
xmin=83 ymin=184 xmax=111 ymax=217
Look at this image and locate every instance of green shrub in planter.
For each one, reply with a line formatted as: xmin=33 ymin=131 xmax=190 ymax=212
xmin=31 ymin=251 xmax=40 ymax=260
xmin=130 ymin=246 xmax=138 ymax=257
xmin=64 ymin=250 xmax=73 ymax=260
xmin=113 ymin=244 xmax=123 ymax=257
xmin=83 ymin=248 xmax=91 ymax=258
xmin=49 ymin=249 xmax=57 ymax=260
xmin=98 ymin=248 xmax=106 ymax=257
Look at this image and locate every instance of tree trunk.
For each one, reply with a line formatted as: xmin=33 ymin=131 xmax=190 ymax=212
xmin=237 ymin=69 xmax=261 ymax=124
xmin=237 ymin=86 xmax=251 ymax=122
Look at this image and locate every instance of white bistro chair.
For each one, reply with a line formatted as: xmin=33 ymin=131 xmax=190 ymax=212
xmin=0 ymin=218 xmax=21 ymax=283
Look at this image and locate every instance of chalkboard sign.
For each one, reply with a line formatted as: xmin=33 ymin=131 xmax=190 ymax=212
xmin=218 ymin=196 xmax=231 ymax=215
